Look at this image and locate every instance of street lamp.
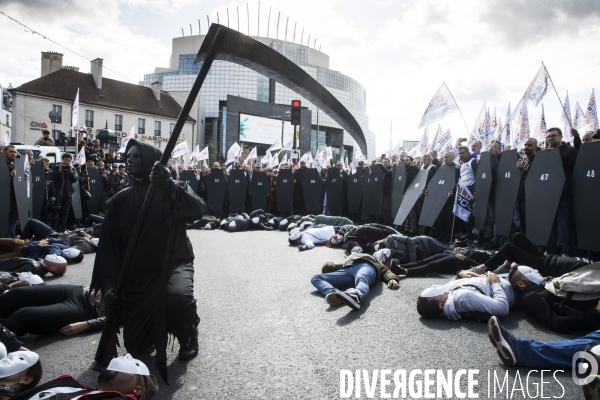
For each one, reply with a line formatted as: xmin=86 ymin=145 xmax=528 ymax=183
xmin=48 ymin=110 xmax=60 ymax=143
xmin=281 ymin=111 xmax=290 ymax=146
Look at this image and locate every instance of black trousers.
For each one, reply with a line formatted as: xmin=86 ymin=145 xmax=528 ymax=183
xmin=484 ymin=233 xmax=544 ymax=270
xmin=398 ymin=253 xmax=464 ymax=276
xmin=0 ymin=284 xmax=96 ymax=336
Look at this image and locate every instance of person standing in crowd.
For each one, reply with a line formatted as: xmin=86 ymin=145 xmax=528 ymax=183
xmin=484 ymin=140 xmax=504 ymax=250
xmin=429 ymin=150 xmax=441 ymax=169
xmin=544 ymin=127 xmax=578 ymax=258
xmin=1 ymin=146 xmax=18 ymax=238
xmin=470 ymin=140 xmax=482 ymax=159
xmin=104 ymin=148 xmax=117 ymax=166
xmin=110 ymin=164 xmax=130 ymax=194
xmin=34 ymin=129 xmax=55 ymax=146
xmin=516 ymin=138 xmax=538 ymax=236
xmin=439 ymin=151 xmax=461 ymax=242
xmin=378 ymin=157 xmax=393 ymax=226
xmin=416 ymin=153 xmax=437 ymax=235
xmin=401 ymin=156 xmax=420 ymax=235
xmin=454 ymin=146 xmax=478 ymax=242
xmin=38 ymin=156 xmax=56 ymax=227
xmin=293 ymin=160 xmax=308 ymax=216
xmin=50 ymin=153 xmax=78 ymax=233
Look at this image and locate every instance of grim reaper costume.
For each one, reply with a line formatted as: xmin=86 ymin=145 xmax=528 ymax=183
xmin=90 ymin=140 xmax=204 ymax=380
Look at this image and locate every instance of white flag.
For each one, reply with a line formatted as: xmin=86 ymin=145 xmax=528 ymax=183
xmin=225 ymin=142 xmax=241 ymax=165
xmin=514 ymin=97 xmax=530 ymax=150
xmin=501 ymin=103 xmax=512 ymax=150
xmin=198 ymin=146 xmax=209 ymax=160
xmin=270 ymin=151 xmax=280 ymax=168
xmin=324 ymin=146 xmax=333 ymax=161
xmin=584 ymin=89 xmax=599 ymax=131
xmin=73 ymin=145 xmax=86 ymax=166
xmin=189 ymin=145 xmax=200 ymax=160
xmin=119 ymin=126 xmax=135 ymax=153
xmin=305 ymin=151 xmax=314 ymax=168
xmin=417 ymin=82 xmax=459 ymax=129
xmin=261 ymin=151 xmax=271 ymax=165
xmin=434 ymin=129 xmax=452 ymax=154
xmin=428 ymin=125 xmax=441 ymax=153
xmin=353 ymin=139 xmax=366 ymax=163
xmin=202 ymin=159 xmax=208 ymax=169
xmin=171 ymin=141 xmax=189 ymax=159
xmin=469 ymin=102 xmax=487 ymax=145
xmin=282 ymin=138 xmax=293 ymax=150
xmin=71 ymin=88 xmax=80 ymax=131
xmin=574 ymin=102 xmax=587 ymax=130
xmin=280 ymin=153 xmax=288 ymax=166
xmin=532 ymin=104 xmax=547 ymax=142
xmin=267 ymin=140 xmax=282 ymax=152
xmin=418 ymin=127 xmax=430 ymax=156
xmin=523 ymin=64 xmax=551 ymax=107
xmin=246 ymin=146 xmax=257 ymax=161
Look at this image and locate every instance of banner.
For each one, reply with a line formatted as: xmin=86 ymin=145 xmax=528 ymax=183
xmin=417 ymin=82 xmax=459 ymax=129
xmin=585 ymin=89 xmax=599 ymax=131
xmin=523 ymin=64 xmax=551 ymax=107
xmin=71 ymin=88 xmax=79 ymax=131
xmin=532 ymin=103 xmax=547 ymax=142
xmin=118 ymin=126 xmax=135 ymax=153
xmin=239 ymin=113 xmax=294 ymax=145
xmin=453 ymin=182 xmax=474 ymax=222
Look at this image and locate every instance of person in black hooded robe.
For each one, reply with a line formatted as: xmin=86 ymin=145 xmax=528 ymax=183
xmin=90 ymin=139 xmax=205 ymax=378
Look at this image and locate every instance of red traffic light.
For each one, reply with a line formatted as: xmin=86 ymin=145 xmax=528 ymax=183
xmin=292 ymin=100 xmax=301 ymax=108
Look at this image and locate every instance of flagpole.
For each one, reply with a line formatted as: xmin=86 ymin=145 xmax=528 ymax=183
xmin=542 ymin=61 xmax=573 ymax=129
xmin=444 ymin=82 xmax=470 ymax=136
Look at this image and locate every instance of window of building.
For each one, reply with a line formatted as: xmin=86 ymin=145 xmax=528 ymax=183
xmin=154 ymin=121 xmax=161 ymax=136
xmin=115 ymin=114 xmax=123 ymax=131
xmin=51 ymin=105 xmax=62 ymax=124
xmin=85 ymin=110 xmax=94 ymax=127
xmin=138 ymin=118 xmax=145 ymax=134
xmin=170 ymin=123 xmax=175 ymax=134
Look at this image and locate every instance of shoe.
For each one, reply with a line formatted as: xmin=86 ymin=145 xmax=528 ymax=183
xmin=334 ymin=289 xmax=361 ymax=310
xmin=491 ymin=265 xmax=510 ymax=275
xmin=325 ymin=291 xmax=343 ymax=306
xmin=179 ymin=316 xmax=200 ymax=361
xmin=488 ymin=316 xmax=518 ymax=367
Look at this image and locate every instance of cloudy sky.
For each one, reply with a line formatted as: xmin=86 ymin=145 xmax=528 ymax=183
xmin=1 ymin=0 xmax=599 ymax=154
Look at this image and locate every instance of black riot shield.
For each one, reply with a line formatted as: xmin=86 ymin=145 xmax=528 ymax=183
xmin=361 ymin=167 xmax=374 ymax=215
xmin=367 ymin=166 xmax=384 ymax=217
xmin=71 ymin=179 xmax=83 ymax=219
xmin=250 ymin=171 xmax=270 ymax=211
xmin=206 ymin=168 xmax=227 ymax=212
xmin=179 ymin=170 xmax=199 ymax=193
xmin=30 ymin=163 xmax=46 ymax=220
xmin=227 ymin=169 xmax=248 ymax=213
xmin=325 ymin=167 xmax=343 ymax=214
xmin=419 ymin=165 xmax=457 ymax=227
xmin=347 ymin=171 xmax=364 ymax=214
xmin=87 ymin=169 xmax=104 ymax=215
xmin=391 ymin=162 xmax=406 ymax=219
xmin=0 ymin=159 xmax=11 ymax=233
xmin=302 ymin=168 xmax=323 ymax=213
xmin=276 ymin=169 xmax=294 ymax=213
xmin=494 ymin=150 xmax=520 ymax=237
xmin=474 ymin=152 xmax=492 ymax=231
xmin=525 ymin=150 xmax=565 ymax=246
xmin=394 ymin=169 xmax=428 ymax=226
xmin=13 ymin=156 xmax=32 ymax=223
xmin=572 ymin=142 xmax=600 ymax=251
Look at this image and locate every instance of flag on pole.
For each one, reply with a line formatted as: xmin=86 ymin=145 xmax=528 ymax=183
xmin=266 ymin=139 xmax=282 ymax=153
xmin=280 ymin=153 xmax=288 ymax=166
xmin=171 ymin=141 xmax=189 ymax=159
xmin=224 ymin=142 xmax=241 ymax=165
xmin=282 ymin=138 xmax=293 ymax=150
xmin=118 ymin=126 xmax=135 ymax=153
xmin=574 ymin=102 xmax=588 ymax=131
xmin=490 ymin=108 xmax=498 ymax=138
xmin=417 ymin=82 xmax=459 ymax=129
xmin=261 ymin=151 xmax=271 ymax=165
xmin=453 ymin=182 xmax=474 ymax=222
xmin=435 ymin=129 xmax=452 ymax=154
xmin=514 ymin=97 xmax=530 ymax=150
xmin=501 ymin=103 xmax=512 ymax=150
xmin=305 ymin=151 xmax=314 ymax=168
xmin=584 ymin=89 xmax=599 ymax=131
xmin=532 ymin=104 xmax=547 ymax=142
xmin=189 ymin=145 xmax=200 ymax=160
xmin=418 ymin=127 xmax=430 ymax=156
xmin=469 ymin=103 xmax=487 ymax=145
xmin=560 ymin=91 xmax=573 ymax=143
xmin=23 ymin=153 xmax=31 ymax=198
xmin=197 ymin=146 xmax=209 ymax=160
xmin=71 ymin=88 xmax=80 ymax=131
xmin=523 ymin=64 xmax=551 ymax=107
xmin=270 ymin=151 xmax=280 ymax=168
xmin=353 ymin=139 xmax=366 ymax=163
xmin=246 ymin=146 xmax=257 ymax=161
xmin=73 ymin=145 xmax=86 ymax=166
xmin=202 ymin=159 xmax=208 ymax=169
xmin=324 ymin=146 xmax=333 ymax=161
xmin=428 ymin=125 xmax=441 ymax=153
xmin=483 ymin=107 xmax=495 ymax=148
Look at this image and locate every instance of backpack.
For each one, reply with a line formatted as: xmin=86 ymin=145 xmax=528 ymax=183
xmin=545 ymin=262 xmax=600 ymax=301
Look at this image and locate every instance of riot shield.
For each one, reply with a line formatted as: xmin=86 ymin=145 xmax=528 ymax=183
xmin=206 ymin=168 xmax=227 ymax=212
xmin=302 ymin=168 xmax=323 ymax=213
xmin=418 ymin=165 xmax=457 ymax=227
xmin=474 ymin=152 xmax=492 ymax=231
xmin=31 ymin=163 xmax=46 ymax=220
xmin=494 ymin=150 xmax=520 ymax=237
xmin=391 ymin=162 xmax=406 ymax=219
xmin=572 ymin=142 xmax=600 ymax=251
xmin=394 ymin=169 xmax=428 ymax=226
xmin=13 ymin=156 xmax=32 ymax=224
xmin=227 ymin=169 xmax=248 ymax=213
xmin=179 ymin=170 xmax=199 ymax=193
xmin=347 ymin=171 xmax=364 ymax=214
xmin=275 ymin=169 xmax=294 ymax=213
xmin=525 ymin=150 xmax=565 ymax=246
xmin=361 ymin=167 xmax=374 ymax=216
xmin=71 ymin=179 xmax=83 ymax=219
xmin=250 ymin=171 xmax=270 ymax=211
xmin=367 ymin=166 xmax=384 ymax=217
xmin=325 ymin=167 xmax=343 ymax=214
xmin=87 ymin=169 xmax=104 ymax=215
xmin=0 ymin=159 xmax=11 ymax=233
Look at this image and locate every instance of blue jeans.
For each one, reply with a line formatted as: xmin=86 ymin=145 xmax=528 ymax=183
xmin=426 ymin=237 xmax=450 ymax=255
xmin=55 ymin=194 xmax=73 ymax=231
xmin=516 ymin=329 xmax=600 ymax=369
xmin=311 ymin=262 xmax=377 ymax=300
xmin=21 ymin=219 xmax=54 ymax=240
xmin=546 ymin=196 xmax=576 ymax=256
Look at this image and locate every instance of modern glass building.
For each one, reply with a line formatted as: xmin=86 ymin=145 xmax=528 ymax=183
xmin=144 ymin=34 xmax=375 ymax=161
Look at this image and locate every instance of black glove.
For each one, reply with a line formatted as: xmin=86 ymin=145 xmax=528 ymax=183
xmin=150 ymin=161 xmax=178 ymax=195
xmin=104 ymin=288 xmax=122 ymax=314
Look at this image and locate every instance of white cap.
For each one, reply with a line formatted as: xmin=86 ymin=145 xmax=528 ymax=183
xmin=0 ymin=343 xmax=6 ymax=360
xmin=204 ymin=223 xmax=212 ymax=230
xmin=350 ymin=246 xmax=363 ymax=254
xmin=0 ymin=351 xmax=39 ymax=378
xmin=330 ymin=235 xmax=342 ymax=245
xmin=374 ymin=248 xmax=391 ymax=262
xmin=45 ymin=254 xmax=67 ymax=264
xmin=220 ymin=219 xmax=227 ymax=226
xmin=268 ymin=218 xmax=274 ymax=224
xmin=280 ymin=219 xmax=288 ymax=225
xmin=288 ymin=223 xmax=297 ymax=230
xmin=252 ymin=217 xmax=260 ymax=224
xmin=107 ymin=354 xmax=150 ymax=376
xmin=18 ymin=272 xmax=43 ymax=285
xmin=90 ymin=238 xmax=99 ymax=247
xmin=517 ymin=266 xmax=544 ymax=284
xmin=420 ymin=284 xmax=446 ymax=298
xmin=229 ymin=221 xmax=236 ymax=227
xmin=289 ymin=230 xmax=302 ymax=241
xmin=61 ymin=248 xmax=81 ymax=259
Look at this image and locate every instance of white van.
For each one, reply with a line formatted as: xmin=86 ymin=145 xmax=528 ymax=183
xmin=14 ymin=145 xmax=62 ymax=166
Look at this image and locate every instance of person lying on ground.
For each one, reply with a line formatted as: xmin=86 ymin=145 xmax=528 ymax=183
xmin=330 ymin=223 xmax=398 ymax=254
xmin=376 ymin=233 xmax=454 ymax=264
xmin=219 ymin=213 xmax=251 ymax=232
xmin=311 ymin=253 xmax=399 ymax=310
xmin=0 ymin=255 xmax=68 ymax=276
xmin=186 ymin=215 xmax=220 ymax=230
xmin=0 ymin=349 xmax=43 ymax=399
xmin=0 ymin=237 xmax=83 ymax=264
xmin=289 ymin=224 xmax=345 ymax=251
xmin=249 ymin=209 xmax=275 ymax=230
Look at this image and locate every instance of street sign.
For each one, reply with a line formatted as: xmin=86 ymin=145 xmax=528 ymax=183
xmin=291 ymin=149 xmax=301 ymax=160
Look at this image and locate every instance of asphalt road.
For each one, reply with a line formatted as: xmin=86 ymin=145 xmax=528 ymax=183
xmin=26 ymin=229 xmax=585 ymax=399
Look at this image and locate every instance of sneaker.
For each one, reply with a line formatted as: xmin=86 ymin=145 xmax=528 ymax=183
xmin=325 ymin=291 xmax=343 ymax=306
xmin=334 ymin=289 xmax=361 ymax=310
xmin=491 ymin=265 xmax=511 ymax=275
xmin=488 ymin=316 xmax=518 ymax=367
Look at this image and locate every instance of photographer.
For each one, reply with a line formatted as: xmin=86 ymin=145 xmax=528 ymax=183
xmin=34 ymin=129 xmax=55 ymax=146
xmin=110 ymin=164 xmax=129 ymax=194
xmin=50 ymin=153 xmax=78 ymax=232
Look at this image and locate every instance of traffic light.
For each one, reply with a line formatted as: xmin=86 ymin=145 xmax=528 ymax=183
xmin=291 ymin=100 xmax=301 ymax=125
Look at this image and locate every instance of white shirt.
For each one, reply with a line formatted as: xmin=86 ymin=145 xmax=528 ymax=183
xmin=300 ymin=226 xmax=336 ymax=249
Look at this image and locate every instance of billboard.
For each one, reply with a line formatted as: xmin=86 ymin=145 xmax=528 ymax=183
xmin=239 ymin=113 xmax=294 ymax=145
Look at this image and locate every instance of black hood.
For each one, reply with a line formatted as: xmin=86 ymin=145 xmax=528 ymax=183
xmin=125 ymin=139 xmax=163 ymax=185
